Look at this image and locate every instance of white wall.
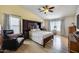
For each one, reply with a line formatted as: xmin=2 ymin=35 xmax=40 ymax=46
xmin=64 ymin=16 xmax=75 ymax=36
xmin=42 ymin=20 xmax=49 ymax=30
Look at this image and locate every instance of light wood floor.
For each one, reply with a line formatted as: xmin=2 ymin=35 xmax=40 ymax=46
xmin=16 ymin=35 xmax=68 ymax=53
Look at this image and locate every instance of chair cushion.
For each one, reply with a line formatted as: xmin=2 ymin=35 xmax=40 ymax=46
xmin=17 ymin=37 xmax=24 ymax=43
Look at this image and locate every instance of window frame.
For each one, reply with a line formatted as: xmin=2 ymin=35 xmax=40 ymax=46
xmin=8 ymin=14 xmax=21 ymax=34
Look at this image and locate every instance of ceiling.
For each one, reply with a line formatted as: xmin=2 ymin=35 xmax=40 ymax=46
xmin=22 ymin=5 xmax=77 ymax=20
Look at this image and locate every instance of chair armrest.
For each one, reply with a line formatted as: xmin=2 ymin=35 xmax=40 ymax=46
xmin=18 ymin=33 xmax=24 ymax=37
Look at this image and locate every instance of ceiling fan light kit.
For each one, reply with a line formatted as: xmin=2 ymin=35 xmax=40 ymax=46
xmin=39 ymin=5 xmax=55 ymax=14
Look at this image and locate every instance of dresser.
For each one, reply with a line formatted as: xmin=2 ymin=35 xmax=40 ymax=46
xmin=68 ymin=26 xmax=76 ymax=34
xmin=68 ymin=32 xmax=79 ymax=53
xmin=68 ymin=26 xmax=79 ymax=52
xmin=0 ymin=35 xmax=3 ymax=48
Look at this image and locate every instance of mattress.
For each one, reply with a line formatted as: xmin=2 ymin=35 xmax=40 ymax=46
xmin=29 ymin=30 xmax=53 ymax=45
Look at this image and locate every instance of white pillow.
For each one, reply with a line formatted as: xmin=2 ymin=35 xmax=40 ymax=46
xmin=31 ymin=29 xmax=37 ymax=31
xmin=31 ymin=29 xmax=40 ymax=31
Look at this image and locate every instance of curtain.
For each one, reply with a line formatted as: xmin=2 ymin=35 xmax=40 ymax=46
xmin=49 ymin=20 xmax=61 ymax=32
xmin=3 ymin=14 xmax=9 ymax=30
xmin=9 ymin=15 xmax=21 ymax=34
xmin=61 ymin=19 xmax=66 ymax=36
xmin=3 ymin=14 xmax=21 ymax=34
xmin=48 ymin=19 xmax=66 ymax=36
xmin=48 ymin=20 xmax=51 ymax=31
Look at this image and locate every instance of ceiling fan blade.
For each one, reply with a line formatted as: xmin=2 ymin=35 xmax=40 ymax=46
xmin=44 ymin=12 xmax=47 ymax=14
xmin=38 ymin=8 xmax=45 ymax=12
xmin=49 ymin=7 xmax=55 ymax=9
xmin=43 ymin=6 xmax=45 ymax=9
xmin=40 ymin=10 xmax=44 ymax=12
xmin=49 ymin=10 xmax=53 ymax=12
xmin=45 ymin=5 xmax=48 ymax=8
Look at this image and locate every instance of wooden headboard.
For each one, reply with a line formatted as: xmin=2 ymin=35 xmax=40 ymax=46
xmin=23 ymin=19 xmax=41 ymax=39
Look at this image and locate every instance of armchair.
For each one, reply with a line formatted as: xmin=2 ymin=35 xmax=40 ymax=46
xmin=2 ymin=30 xmax=24 ymax=51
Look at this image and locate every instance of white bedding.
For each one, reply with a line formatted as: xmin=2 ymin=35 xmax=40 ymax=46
xmin=29 ymin=30 xmax=53 ymax=45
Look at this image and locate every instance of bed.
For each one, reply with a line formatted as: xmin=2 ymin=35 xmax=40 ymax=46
xmin=29 ymin=29 xmax=53 ymax=47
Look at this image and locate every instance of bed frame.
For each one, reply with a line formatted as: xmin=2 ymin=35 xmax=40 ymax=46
xmin=43 ymin=35 xmax=53 ymax=47
xmin=23 ymin=19 xmax=53 ymax=47
xmin=31 ymin=35 xmax=53 ymax=47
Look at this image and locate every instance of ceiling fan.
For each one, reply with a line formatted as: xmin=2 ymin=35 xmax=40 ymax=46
xmin=39 ymin=5 xmax=55 ymax=14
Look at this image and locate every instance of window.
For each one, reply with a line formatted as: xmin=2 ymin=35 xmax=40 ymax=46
xmin=50 ymin=20 xmax=61 ymax=32
xmin=9 ymin=15 xmax=21 ymax=34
